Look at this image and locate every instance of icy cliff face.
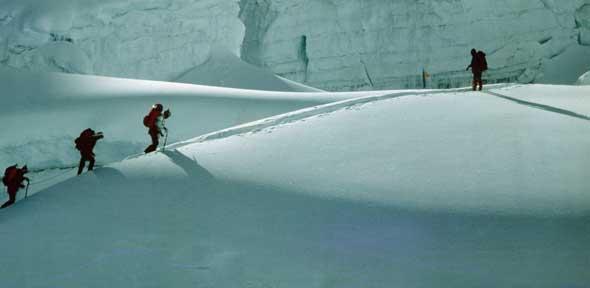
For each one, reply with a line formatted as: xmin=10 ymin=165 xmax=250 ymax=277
xmin=242 ymin=0 xmax=590 ymax=90
xmin=0 ymin=0 xmax=589 ymax=90
xmin=0 ymin=0 xmax=243 ymax=80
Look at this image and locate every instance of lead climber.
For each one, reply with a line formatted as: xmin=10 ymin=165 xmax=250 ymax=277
xmin=143 ymin=103 xmax=171 ymax=154
xmin=466 ymin=48 xmax=488 ymax=91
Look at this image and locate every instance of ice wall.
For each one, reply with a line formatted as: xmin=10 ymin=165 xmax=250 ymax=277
xmin=0 ymin=0 xmax=243 ymax=80
xmin=243 ymin=0 xmax=590 ymax=90
xmin=1 ymin=0 xmax=589 ymax=90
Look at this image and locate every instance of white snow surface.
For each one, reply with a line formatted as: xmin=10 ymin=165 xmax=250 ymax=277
xmin=1 ymin=0 xmax=590 ymax=90
xmin=0 ymin=76 xmax=589 ymax=286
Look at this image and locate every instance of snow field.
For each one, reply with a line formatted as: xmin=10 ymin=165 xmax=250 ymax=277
xmin=1 ymin=83 xmax=589 ymax=287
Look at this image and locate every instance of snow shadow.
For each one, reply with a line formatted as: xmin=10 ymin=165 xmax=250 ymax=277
xmin=160 ymin=149 xmax=215 ymax=183
xmin=2 ymin=162 xmax=590 ymax=287
xmin=92 ymin=167 xmax=127 ymax=183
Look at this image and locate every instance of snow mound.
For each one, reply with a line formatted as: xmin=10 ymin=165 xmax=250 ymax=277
xmin=1 ymin=84 xmax=589 ymax=287
xmin=576 ymin=71 xmax=590 ymax=85
xmin=175 ymin=49 xmax=323 ymax=92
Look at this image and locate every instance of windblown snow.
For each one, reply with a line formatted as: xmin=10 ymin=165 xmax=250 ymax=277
xmin=0 ymin=63 xmax=589 ymax=286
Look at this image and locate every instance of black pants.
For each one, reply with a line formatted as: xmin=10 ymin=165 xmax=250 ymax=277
xmin=144 ymin=131 xmax=160 ymax=154
xmin=1 ymin=186 xmax=18 ymax=209
xmin=472 ymin=71 xmax=483 ymax=91
xmin=78 ymin=152 xmax=95 ymax=175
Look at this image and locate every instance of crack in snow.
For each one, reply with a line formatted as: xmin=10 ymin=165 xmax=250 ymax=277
xmin=360 ymin=60 xmax=374 ymax=88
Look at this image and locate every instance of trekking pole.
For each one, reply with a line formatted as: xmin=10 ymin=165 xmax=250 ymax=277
xmin=25 ymin=179 xmax=30 ymax=199
xmin=162 ymin=127 xmax=169 ymax=152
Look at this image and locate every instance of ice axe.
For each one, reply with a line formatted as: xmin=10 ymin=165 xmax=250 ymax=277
xmin=163 ymin=109 xmax=171 ymax=119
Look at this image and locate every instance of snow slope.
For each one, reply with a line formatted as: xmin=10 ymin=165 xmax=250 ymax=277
xmin=1 ymin=84 xmax=589 ymax=287
xmin=0 ymin=67 xmax=383 ymax=168
xmin=169 ymin=84 xmax=590 ymax=216
xmin=0 ymin=67 xmax=399 ymax=195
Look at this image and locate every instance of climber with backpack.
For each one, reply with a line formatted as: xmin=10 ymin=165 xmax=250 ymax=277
xmin=1 ymin=164 xmax=29 ymax=209
xmin=466 ymin=48 xmax=488 ymax=91
xmin=75 ymin=128 xmax=104 ymax=175
xmin=143 ymin=103 xmax=171 ymax=154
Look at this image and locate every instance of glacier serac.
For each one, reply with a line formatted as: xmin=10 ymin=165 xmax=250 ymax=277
xmin=0 ymin=0 xmax=244 ymax=80
xmin=1 ymin=0 xmax=590 ymax=90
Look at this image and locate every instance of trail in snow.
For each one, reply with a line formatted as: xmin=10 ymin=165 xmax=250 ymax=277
xmin=488 ymin=84 xmax=590 ymax=116
xmin=485 ymin=91 xmax=590 ymax=121
xmin=167 ymin=84 xmax=513 ymax=150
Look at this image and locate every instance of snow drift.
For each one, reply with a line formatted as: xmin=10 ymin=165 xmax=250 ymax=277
xmin=174 ymin=48 xmax=322 ymax=92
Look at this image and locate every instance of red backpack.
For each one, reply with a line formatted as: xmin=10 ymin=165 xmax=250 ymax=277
xmin=2 ymin=165 xmax=18 ymax=186
xmin=143 ymin=109 xmax=160 ymax=128
xmin=478 ymin=51 xmax=488 ymax=71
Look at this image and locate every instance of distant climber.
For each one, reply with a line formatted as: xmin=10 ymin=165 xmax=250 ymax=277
xmin=466 ymin=48 xmax=488 ymax=91
xmin=75 ymin=128 xmax=104 ymax=175
xmin=143 ymin=103 xmax=171 ymax=154
xmin=1 ymin=164 xmax=29 ymax=209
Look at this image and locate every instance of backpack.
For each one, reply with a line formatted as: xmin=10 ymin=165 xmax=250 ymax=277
xmin=75 ymin=129 xmax=94 ymax=151
xmin=2 ymin=165 xmax=18 ymax=186
xmin=478 ymin=51 xmax=488 ymax=71
xmin=143 ymin=109 xmax=160 ymax=128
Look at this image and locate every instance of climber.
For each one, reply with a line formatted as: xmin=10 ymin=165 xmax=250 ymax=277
xmin=143 ymin=103 xmax=171 ymax=154
xmin=466 ymin=48 xmax=488 ymax=91
xmin=75 ymin=128 xmax=104 ymax=175
xmin=1 ymin=164 xmax=29 ymax=209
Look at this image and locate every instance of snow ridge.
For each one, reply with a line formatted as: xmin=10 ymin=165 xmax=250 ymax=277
xmin=167 ymin=84 xmax=513 ymax=150
xmin=485 ymin=90 xmax=590 ymax=121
